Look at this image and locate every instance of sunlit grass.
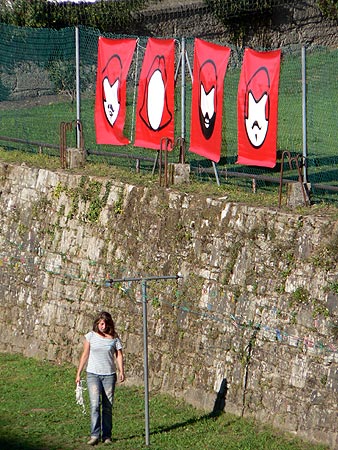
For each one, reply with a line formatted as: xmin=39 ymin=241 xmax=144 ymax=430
xmin=1 ymin=147 xmax=338 ymax=217
xmin=0 ymin=353 xmax=330 ymax=450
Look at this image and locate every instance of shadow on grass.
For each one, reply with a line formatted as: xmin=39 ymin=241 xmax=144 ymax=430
xmin=116 ymin=412 xmax=239 ymax=443
xmin=151 ymin=413 xmax=239 ymax=437
xmin=118 ymin=378 xmax=236 ymax=442
xmin=152 ymin=378 xmax=235 ymax=435
xmin=0 ymin=437 xmax=44 ymax=450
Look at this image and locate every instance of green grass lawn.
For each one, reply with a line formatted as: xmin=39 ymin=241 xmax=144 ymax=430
xmin=0 ymin=47 xmax=337 ymax=205
xmin=0 ymin=47 xmax=336 ymax=165
xmin=1 ymin=147 xmax=338 ymax=218
xmin=0 ymin=353 xmax=330 ymax=450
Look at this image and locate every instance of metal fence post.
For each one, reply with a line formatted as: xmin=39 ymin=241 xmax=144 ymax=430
xmin=302 ymin=46 xmax=308 ymax=184
xmin=181 ymin=37 xmax=186 ymax=143
xmin=108 ymin=274 xmax=182 ymax=446
xmin=75 ymin=26 xmax=81 ymax=149
xmin=142 ymin=279 xmax=150 ymax=446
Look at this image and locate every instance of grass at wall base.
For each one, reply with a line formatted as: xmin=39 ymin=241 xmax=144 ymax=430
xmin=0 ymin=353 xmax=329 ymax=450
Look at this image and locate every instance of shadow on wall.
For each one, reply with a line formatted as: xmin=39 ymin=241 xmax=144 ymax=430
xmin=211 ymin=378 xmax=228 ymax=417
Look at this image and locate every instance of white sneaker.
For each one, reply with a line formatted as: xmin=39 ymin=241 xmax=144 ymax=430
xmin=87 ymin=436 xmax=99 ymax=446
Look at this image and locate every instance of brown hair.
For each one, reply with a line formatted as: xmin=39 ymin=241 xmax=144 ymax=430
xmin=92 ymin=311 xmax=117 ymax=338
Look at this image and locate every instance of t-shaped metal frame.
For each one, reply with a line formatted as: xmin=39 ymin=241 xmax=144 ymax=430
xmin=108 ymin=274 xmax=182 ymax=446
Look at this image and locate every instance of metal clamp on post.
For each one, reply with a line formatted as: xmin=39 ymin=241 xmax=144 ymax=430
xmin=159 ymin=137 xmax=173 ymax=187
xmin=175 ymin=136 xmax=186 ymax=164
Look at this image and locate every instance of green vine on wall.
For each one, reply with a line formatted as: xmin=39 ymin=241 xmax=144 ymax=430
xmin=204 ymin=0 xmax=277 ymax=44
xmin=317 ymin=0 xmax=338 ymax=20
xmin=53 ymin=178 xmax=112 ymax=223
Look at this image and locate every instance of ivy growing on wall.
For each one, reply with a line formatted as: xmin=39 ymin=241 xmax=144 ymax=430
xmin=204 ymin=0 xmax=337 ymax=43
xmin=1 ymin=0 xmax=336 ymax=34
xmin=203 ymin=0 xmax=279 ymax=44
xmin=317 ymin=0 xmax=338 ymax=20
xmin=204 ymin=0 xmax=278 ymax=17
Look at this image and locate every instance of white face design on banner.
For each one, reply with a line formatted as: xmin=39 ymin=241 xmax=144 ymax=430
xmin=147 ymin=69 xmax=165 ymax=131
xmin=245 ymin=92 xmax=268 ymax=148
xmin=200 ymin=84 xmax=215 ymax=130
xmin=103 ymin=77 xmax=120 ymax=126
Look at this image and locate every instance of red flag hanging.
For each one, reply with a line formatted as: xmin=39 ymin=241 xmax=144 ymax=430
xmin=189 ymin=38 xmax=231 ymax=163
xmin=134 ymin=38 xmax=175 ymax=150
xmin=237 ymin=48 xmax=281 ymax=168
xmin=95 ymin=36 xmax=136 ymax=145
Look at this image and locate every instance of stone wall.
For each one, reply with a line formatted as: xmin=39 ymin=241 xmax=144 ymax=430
xmin=138 ymin=0 xmax=338 ymax=48
xmin=0 ymin=162 xmax=337 ymax=448
xmin=2 ymin=1 xmax=336 ymax=103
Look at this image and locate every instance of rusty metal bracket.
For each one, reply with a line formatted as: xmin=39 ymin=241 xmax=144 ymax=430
xmin=159 ymin=137 xmax=173 ymax=187
xmin=175 ymin=136 xmax=186 ymax=164
xmin=59 ymin=120 xmax=84 ymax=169
xmin=278 ymin=151 xmax=309 ymax=207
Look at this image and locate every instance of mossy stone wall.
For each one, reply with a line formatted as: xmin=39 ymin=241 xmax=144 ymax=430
xmin=0 ymin=162 xmax=337 ymax=448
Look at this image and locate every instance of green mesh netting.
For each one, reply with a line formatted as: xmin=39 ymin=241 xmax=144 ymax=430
xmin=0 ymin=22 xmax=337 ymax=202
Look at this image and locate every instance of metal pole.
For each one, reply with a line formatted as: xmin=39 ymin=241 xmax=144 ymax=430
xmin=185 ymin=49 xmax=193 ymax=81
xmin=142 ymin=280 xmax=150 ymax=446
xmin=301 ymin=46 xmax=308 ymax=184
xmin=109 ymin=275 xmax=181 ymax=283
xmin=75 ymin=26 xmax=81 ymax=148
xmin=181 ymin=38 xmax=186 ymax=141
xmin=185 ymin=38 xmax=221 ymax=186
xmin=108 ymin=274 xmax=182 ymax=447
xmin=212 ymin=161 xmax=220 ymax=186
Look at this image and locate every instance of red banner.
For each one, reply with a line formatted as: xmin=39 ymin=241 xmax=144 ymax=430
xmin=189 ymin=38 xmax=231 ymax=163
xmin=237 ymin=48 xmax=281 ymax=168
xmin=95 ymin=37 xmax=136 ymax=145
xmin=134 ymin=38 xmax=175 ymax=150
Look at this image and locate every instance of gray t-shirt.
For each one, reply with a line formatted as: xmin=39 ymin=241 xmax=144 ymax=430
xmin=85 ymin=331 xmax=122 ymax=375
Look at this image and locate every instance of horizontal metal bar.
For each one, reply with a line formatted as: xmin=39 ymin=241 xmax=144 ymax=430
xmin=0 ymin=135 xmax=156 ymax=163
xmin=0 ymin=134 xmax=336 ymax=193
xmin=108 ymin=274 xmax=182 ymax=284
xmin=191 ymin=166 xmax=338 ymax=192
xmin=86 ymin=148 xmax=156 ymax=163
xmin=0 ymin=135 xmax=58 ymax=149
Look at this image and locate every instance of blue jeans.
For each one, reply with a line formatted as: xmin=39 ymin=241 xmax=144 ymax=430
xmin=87 ymin=372 xmax=117 ymax=440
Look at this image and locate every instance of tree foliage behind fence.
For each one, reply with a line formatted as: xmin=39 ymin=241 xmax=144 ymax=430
xmin=0 ymin=22 xmax=337 ymax=203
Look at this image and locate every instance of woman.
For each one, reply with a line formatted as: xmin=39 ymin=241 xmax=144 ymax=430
xmin=76 ymin=311 xmax=125 ymax=446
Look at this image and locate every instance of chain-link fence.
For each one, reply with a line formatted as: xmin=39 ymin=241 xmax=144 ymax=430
xmin=0 ymin=22 xmax=337 ymax=202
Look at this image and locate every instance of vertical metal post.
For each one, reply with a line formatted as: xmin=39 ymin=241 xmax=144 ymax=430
xmin=181 ymin=38 xmax=186 ymax=141
xmin=142 ymin=280 xmax=150 ymax=446
xmin=184 ymin=38 xmax=220 ymax=186
xmin=212 ymin=161 xmax=220 ymax=186
xmin=109 ymin=274 xmax=181 ymax=447
xmin=75 ymin=26 xmax=81 ymax=149
xmin=301 ymin=46 xmax=308 ymax=184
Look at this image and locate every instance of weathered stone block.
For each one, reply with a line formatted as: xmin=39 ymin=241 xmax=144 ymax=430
xmin=66 ymin=147 xmax=85 ymax=169
xmin=168 ymin=163 xmax=190 ymax=185
xmin=286 ymin=182 xmax=311 ymax=208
